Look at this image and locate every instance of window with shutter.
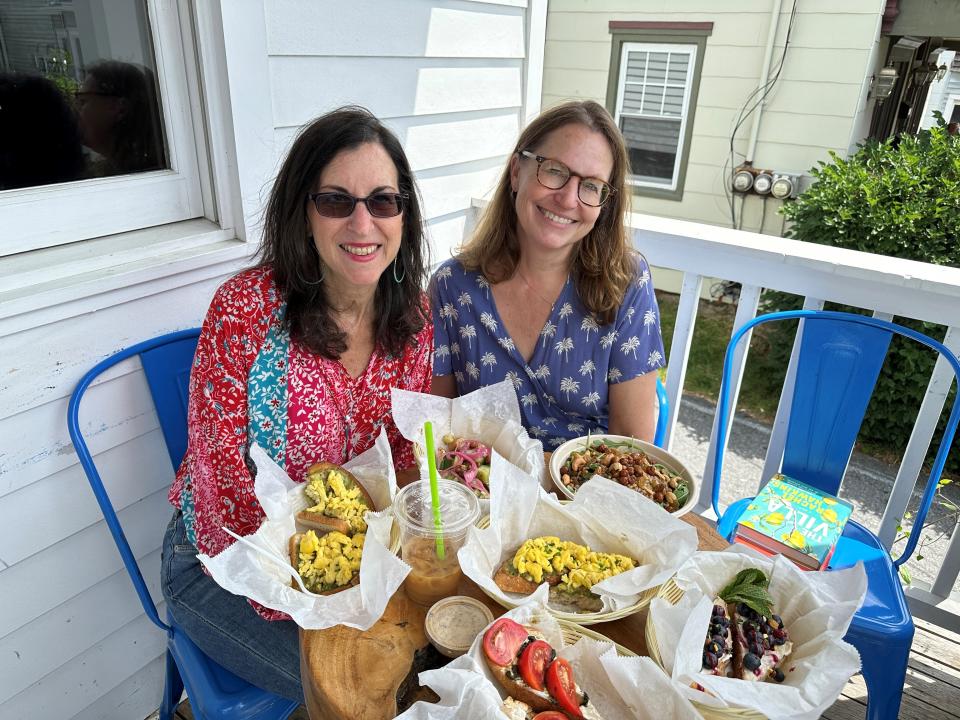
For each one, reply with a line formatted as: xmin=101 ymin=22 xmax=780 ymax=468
xmin=613 ymin=42 xmax=697 ymax=192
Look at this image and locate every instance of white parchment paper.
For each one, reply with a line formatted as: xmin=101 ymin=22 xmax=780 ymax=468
xmin=648 ymin=547 xmax=866 ymax=720
xmin=392 ymin=379 xmax=547 ymax=492
xmin=198 ymin=432 xmax=411 ymax=630
xmin=459 ymin=468 xmax=699 ymax=612
xmin=396 ymin=600 xmax=702 ymax=720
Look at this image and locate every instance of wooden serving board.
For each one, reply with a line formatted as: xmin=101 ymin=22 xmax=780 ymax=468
xmin=299 ymin=512 xmax=727 ymax=720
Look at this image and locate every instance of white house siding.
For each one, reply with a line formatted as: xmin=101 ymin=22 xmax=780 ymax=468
xmin=540 ymin=0 xmax=884 ymax=235
xmin=266 ymin=0 xmax=535 ymax=263
xmin=0 ymin=1 xmax=544 ymax=718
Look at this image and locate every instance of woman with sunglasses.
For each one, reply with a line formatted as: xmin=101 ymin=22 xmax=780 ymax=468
xmin=162 ymin=106 xmax=431 ymax=703
xmin=431 ymin=100 xmax=665 ymax=449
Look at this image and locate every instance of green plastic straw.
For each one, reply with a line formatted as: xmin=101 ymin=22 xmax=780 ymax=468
xmin=423 ymin=421 xmax=446 ymax=559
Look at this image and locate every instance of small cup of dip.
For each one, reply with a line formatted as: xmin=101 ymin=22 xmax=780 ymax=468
xmin=425 ymin=596 xmax=494 ymax=658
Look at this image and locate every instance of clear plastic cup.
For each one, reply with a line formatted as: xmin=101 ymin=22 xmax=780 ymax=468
xmin=393 ymin=479 xmax=480 ymax=606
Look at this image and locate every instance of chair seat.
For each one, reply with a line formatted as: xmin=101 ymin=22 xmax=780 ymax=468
xmin=169 ymin=623 xmax=300 ymax=719
xmin=717 ymin=501 xmax=912 ymax=636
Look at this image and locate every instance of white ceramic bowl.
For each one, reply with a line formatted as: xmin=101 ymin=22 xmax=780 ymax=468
xmin=549 ymin=434 xmax=697 ymax=518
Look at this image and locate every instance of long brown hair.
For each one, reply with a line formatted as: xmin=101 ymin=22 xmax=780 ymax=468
xmin=258 ymin=106 xmax=428 ymax=358
xmin=457 ymin=100 xmax=634 ymax=325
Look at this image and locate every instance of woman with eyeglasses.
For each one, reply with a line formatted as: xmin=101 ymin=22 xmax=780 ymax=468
xmin=431 ymin=100 xmax=665 ymax=449
xmin=162 ymin=106 xmax=431 ymax=703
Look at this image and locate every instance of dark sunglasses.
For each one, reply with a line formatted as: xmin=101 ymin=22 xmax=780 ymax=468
xmin=308 ymin=191 xmax=407 ymax=219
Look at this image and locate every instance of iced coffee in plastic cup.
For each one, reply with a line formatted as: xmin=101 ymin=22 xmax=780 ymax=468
xmin=393 ymin=479 xmax=480 ymax=606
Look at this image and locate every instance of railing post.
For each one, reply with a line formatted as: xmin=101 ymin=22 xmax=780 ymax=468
xmin=696 ymin=284 xmax=762 ymax=514
xmin=878 ymin=326 xmax=960 ymax=551
xmin=662 ymin=271 xmax=703 ymax=452
xmin=759 ymin=297 xmax=825 ymax=488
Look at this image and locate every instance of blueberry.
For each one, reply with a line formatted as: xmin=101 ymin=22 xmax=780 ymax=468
xmin=703 ymin=651 xmax=718 ymax=669
xmin=773 ymin=668 xmax=785 ymax=683
xmin=743 ymin=652 xmax=761 ymax=671
xmin=712 ymin=634 xmax=726 ymax=647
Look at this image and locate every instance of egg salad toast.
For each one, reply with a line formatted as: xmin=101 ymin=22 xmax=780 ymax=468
xmin=297 ymin=462 xmax=374 ymax=536
xmin=493 ymin=537 xmax=635 ymax=613
xmin=700 ymin=569 xmax=793 ymax=684
xmin=288 ymin=529 xmax=365 ymax=595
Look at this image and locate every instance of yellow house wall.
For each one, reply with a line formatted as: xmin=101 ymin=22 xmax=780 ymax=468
xmin=542 ymin=0 xmax=886 ymax=239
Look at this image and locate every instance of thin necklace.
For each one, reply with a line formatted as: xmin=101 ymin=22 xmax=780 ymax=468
xmin=516 ymin=266 xmax=563 ymax=308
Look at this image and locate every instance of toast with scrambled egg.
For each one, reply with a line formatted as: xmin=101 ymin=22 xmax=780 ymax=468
xmin=493 ymin=537 xmax=636 ymax=613
xmin=297 ymin=462 xmax=374 ymax=536
xmin=289 ymin=530 xmax=364 ymax=595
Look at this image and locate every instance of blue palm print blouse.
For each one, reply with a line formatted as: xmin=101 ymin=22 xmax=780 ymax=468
xmin=431 ymin=256 xmax=666 ymax=449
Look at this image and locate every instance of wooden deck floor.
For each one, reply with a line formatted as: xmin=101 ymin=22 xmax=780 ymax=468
xmin=170 ymin=617 xmax=960 ymax=720
xmin=822 ymin=617 xmax=960 ymax=720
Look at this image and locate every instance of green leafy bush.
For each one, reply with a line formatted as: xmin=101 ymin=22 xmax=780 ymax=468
xmin=768 ymin=119 xmax=960 ymax=472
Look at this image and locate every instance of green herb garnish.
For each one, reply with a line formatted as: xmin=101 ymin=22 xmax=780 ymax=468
xmin=718 ymin=568 xmax=774 ymax=618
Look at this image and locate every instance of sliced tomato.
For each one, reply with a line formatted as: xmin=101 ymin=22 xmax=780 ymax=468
xmin=532 ymin=713 xmax=569 ymax=720
xmin=482 ymin=618 xmax=529 ymax=667
xmin=518 ymin=639 xmax=553 ymax=691
xmin=545 ymin=657 xmax=582 ymax=719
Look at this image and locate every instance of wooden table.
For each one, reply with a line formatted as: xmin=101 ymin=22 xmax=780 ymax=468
xmin=300 ymin=512 xmax=728 ymax=720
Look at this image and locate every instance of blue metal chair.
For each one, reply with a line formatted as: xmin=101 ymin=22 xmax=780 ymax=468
xmin=67 ymin=329 xmax=299 ymax=720
xmin=710 ymin=310 xmax=960 ymax=720
xmin=654 ymin=376 xmax=669 ymax=448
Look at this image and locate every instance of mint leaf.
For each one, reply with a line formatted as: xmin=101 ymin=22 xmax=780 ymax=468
xmin=719 ymin=568 xmax=774 ymax=617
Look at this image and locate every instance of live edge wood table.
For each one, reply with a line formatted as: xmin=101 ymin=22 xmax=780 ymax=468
xmin=299 ymin=512 xmax=728 ymax=720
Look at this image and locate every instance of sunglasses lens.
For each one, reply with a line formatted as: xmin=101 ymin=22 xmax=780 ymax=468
xmin=367 ymin=194 xmax=403 ymax=218
xmin=314 ymin=193 xmax=355 ymax=218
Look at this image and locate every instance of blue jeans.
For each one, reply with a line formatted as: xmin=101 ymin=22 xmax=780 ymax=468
xmin=160 ymin=510 xmax=304 ymax=703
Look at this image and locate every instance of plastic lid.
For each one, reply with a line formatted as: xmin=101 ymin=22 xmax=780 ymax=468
xmin=393 ymin=479 xmax=480 ymax=535
xmin=424 ymin=595 xmax=494 ymax=658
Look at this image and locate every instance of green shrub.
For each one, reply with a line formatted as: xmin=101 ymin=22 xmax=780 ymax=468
xmin=768 ymin=119 xmax=960 ymax=473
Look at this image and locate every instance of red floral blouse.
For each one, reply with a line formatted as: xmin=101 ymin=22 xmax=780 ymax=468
xmin=168 ymin=267 xmax=432 ymax=617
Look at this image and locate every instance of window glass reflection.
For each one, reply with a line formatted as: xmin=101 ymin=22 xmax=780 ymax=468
xmin=0 ymin=0 xmax=167 ymax=191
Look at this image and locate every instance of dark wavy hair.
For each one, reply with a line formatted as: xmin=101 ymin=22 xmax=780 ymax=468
xmin=0 ymin=73 xmax=84 ymax=190
xmin=258 ymin=106 xmax=429 ymax=358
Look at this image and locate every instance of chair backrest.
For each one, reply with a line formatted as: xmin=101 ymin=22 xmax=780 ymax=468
xmin=711 ymin=310 xmax=960 ymax=566
xmin=67 ymin=329 xmax=201 ymax=630
xmin=782 ymin=318 xmax=891 ymax=495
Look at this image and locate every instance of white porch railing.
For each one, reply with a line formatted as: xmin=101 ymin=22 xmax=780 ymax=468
xmin=464 ymin=200 xmax=960 ymax=630
xmin=630 ymin=212 xmax=960 ymax=631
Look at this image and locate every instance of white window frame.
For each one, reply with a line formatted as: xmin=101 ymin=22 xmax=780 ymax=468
xmin=949 ymin=94 xmax=960 ymax=124
xmin=613 ymin=41 xmax=697 ymax=193
xmin=1 ymin=0 xmax=204 ymax=257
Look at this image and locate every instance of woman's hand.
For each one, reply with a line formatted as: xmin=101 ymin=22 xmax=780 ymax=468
xmin=607 ymin=371 xmax=658 ymax=442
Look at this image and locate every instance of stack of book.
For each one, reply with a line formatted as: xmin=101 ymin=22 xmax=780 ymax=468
xmin=734 ymin=473 xmax=853 ymax=571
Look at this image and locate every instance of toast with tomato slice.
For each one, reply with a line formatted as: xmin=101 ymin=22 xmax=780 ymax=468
xmin=296 ymin=462 xmax=374 ymax=536
xmin=499 ymin=697 xmax=576 ymax=720
xmin=288 ymin=529 xmax=364 ymax=595
xmin=482 ymin=618 xmax=605 ymax=720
